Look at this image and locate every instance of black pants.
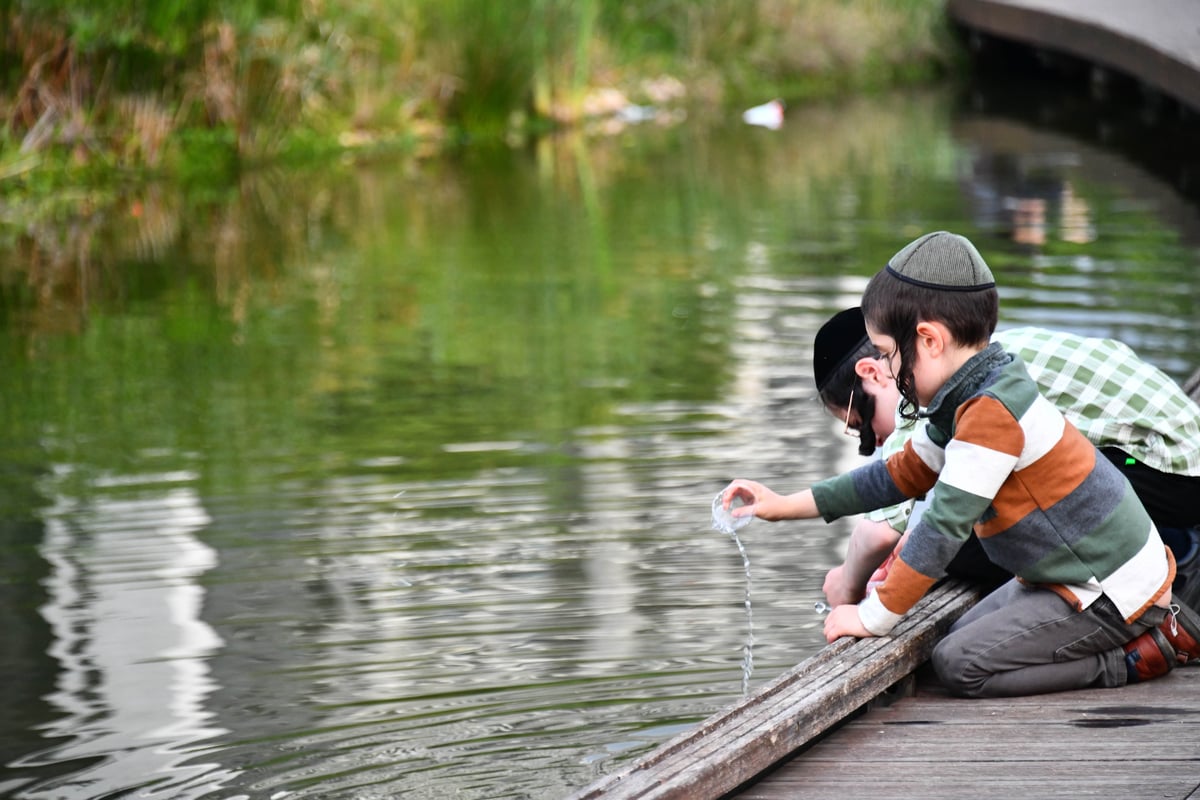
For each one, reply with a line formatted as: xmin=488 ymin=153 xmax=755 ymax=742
xmin=945 ymin=447 xmax=1200 ymax=590
xmin=1099 ymin=447 xmax=1200 ymax=530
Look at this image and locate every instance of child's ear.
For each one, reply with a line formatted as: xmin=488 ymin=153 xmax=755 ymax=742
xmin=915 ymin=321 xmax=946 ymax=358
xmin=854 ymin=356 xmax=889 ymax=386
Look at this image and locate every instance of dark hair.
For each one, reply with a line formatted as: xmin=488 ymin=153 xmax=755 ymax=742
xmin=860 ymin=269 xmax=998 ymax=420
xmin=849 ymin=390 xmax=878 ymax=456
xmin=817 ymin=337 xmax=881 ymax=456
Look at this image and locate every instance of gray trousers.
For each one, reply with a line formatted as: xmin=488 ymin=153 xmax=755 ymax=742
xmin=931 ymin=579 xmax=1168 ymax=698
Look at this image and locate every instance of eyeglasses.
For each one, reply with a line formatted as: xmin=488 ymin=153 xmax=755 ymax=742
xmin=843 ymin=388 xmax=858 ymax=437
xmin=843 ymin=387 xmax=879 ymax=456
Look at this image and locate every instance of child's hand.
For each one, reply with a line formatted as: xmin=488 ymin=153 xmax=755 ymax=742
xmin=823 ymin=604 xmax=873 ymax=643
xmin=722 ymin=480 xmax=812 ymax=521
xmin=822 ymin=565 xmax=865 ymax=607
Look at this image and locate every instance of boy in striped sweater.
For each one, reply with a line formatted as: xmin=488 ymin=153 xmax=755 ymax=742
xmin=812 ymin=310 xmax=1200 ymax=610
xmin=722 ymin=230 xmax=1199 ymax=697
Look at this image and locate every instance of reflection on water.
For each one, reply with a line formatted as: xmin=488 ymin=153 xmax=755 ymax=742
xmin=1 ymin=75 xmax=1199 ymax=799
xmin=9 ymin=477 xmax=227 ymax=798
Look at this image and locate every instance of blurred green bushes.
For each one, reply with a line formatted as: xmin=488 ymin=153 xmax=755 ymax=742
xmin=0 ymin=0 xmax=958 ymax=176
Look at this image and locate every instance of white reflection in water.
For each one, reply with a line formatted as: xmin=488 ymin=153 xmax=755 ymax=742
xmin=15 ymin=478 xmax=226 ymax=798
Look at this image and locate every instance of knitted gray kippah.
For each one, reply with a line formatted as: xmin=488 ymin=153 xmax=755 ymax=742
xmin=885 ymin=231 xmax=995 ymax=291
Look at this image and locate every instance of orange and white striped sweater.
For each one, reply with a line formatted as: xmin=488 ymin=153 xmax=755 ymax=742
xmin=812 ymin=343 xmax=1172 ymax=636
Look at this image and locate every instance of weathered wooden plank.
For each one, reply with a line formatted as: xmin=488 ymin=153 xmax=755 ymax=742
xmin=851 ymin=709 xmax=1200 ymax=729
xmin=807 ymin=724 xmax=1198 ymax=760
xmin=741 ymin=711 xmax=1200 ymax=800
xmin=839 ymin=667 xmax=1200 ymax=725
xmin=568 ymin=580 xmax=981 ymax=800
xmin=736 ymin=765 xmax=1193 ymax=800
xmin=733 ymin=663 xmax=1200 ymax=800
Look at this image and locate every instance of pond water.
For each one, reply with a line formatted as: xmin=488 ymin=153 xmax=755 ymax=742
xmin=2 ymin=71 xmax=1199 ymax=799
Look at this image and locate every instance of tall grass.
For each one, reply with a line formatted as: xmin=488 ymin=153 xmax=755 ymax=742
xmin=0 ymin=0 xmax=956 ymax=173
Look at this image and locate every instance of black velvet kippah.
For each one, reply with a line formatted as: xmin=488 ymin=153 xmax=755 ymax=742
xmin=813 ymin=307 xmax=869 ymax=392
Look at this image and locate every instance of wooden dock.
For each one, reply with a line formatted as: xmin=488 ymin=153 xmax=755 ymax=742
xmin=732 ymin=658 xmax=1200 ymax=799
xmin=947 ymin=0 xmax=1200 ymax=114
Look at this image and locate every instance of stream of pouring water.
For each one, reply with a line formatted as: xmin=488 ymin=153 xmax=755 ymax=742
xmin=727 ymin=529 xmax=754 ymax=694
xmin=711 ymin=492 xmax=754 ymax=693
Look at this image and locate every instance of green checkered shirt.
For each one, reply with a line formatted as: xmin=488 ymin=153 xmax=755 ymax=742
xmin=867 ymin=326 xmax=1200 ymax=533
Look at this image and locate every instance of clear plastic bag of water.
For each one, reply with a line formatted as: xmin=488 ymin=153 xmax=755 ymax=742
xmin=711 ymin=490 xmax=752 ymax=535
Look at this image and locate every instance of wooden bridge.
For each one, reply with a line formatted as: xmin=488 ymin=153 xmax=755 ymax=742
xmin=948 ymin=0 xmax=1200 ymax=114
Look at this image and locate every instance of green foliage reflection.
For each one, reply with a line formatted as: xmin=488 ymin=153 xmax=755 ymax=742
xmin=1 ymin=91 xmax=1197 ymax=501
